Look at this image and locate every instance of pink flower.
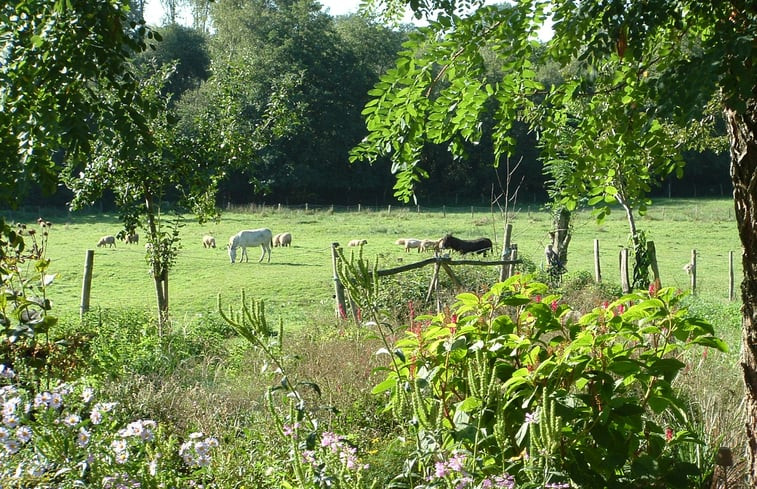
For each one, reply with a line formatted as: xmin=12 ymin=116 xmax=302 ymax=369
xmin=665 ymin=427 xmax=674 ymax=442
xmin=649 ymin=281 xmax=659 ymax=296
xmin=550 ymin=300 xmax=559 ymax=312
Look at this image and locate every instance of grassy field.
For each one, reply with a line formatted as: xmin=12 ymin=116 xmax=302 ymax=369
xmin=3 ymin=197 xmax=743 ymax=328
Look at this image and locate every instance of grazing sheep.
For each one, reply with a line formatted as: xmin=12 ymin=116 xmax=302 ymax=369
xmin=403 ymin=239 xmax=422 ymax=253
xmin=202 ymin=235 xmax=216 ymax=248
xmin=395 ymin=238 xmax=406 ymax=246
xmin=125 ymin=232 xmax=139 ymax=244
xmin=97 ymin=235 xmax=116 ymax=248
xmin=348 ymin=239 xmax=368 ymax=247
xmin=274 ymin=232 xmax=292 ymax=247
xmin=420 ymin=238 xmax=441 ymax=253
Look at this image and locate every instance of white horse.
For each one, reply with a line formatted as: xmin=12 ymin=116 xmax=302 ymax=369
xmin=228 ymin=228 xmax=273 ymax=263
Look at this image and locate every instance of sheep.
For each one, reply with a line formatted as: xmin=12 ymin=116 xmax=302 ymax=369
xmin=348 ymin=239 xmax=367 ymax=247
xmin=420 ymin=238 xmax=441 ymax=253
xmin=403 ymin=239 xmax=422 ymax=253
xmin=97 ymin=235 xmax=116 ymax=248
xmin=202 ymin=235 xmax=216 ymax=248
xmin=395 ymin=238 xmax=406 ymax=246
xmin=124 ymin=232 xmax=139 ymax=245
xmin=274 ymin=232 xmax=292 ymax=247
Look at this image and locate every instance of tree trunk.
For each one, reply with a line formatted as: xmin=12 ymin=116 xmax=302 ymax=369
xmin=725 ymin=101 xmax=757 ymax=482
xmin=551 ymin=207 xmax=572 ymax=265
xmin=144 ymin=196 xmax=169 ymax=333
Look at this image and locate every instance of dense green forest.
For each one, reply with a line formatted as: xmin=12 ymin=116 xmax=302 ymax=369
xmin=18 ymin=0 xmax=730 ymax=210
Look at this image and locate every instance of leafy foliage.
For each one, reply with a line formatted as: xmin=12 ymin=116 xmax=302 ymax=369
xmin=370 ymin=275 xmax=726 ymax=487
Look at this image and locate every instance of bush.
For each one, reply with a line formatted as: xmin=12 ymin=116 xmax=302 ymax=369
xmin=368 ymin=276 xmax=726 ymax=488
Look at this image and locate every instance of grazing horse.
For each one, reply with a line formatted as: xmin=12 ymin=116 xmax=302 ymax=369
xmin=228 ymin=228 xmax=273 ymax=263
xmin=439 ymin=234 xmax=493 ymax=256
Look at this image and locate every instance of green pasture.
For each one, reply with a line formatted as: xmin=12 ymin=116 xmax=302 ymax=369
xmin=3 ymin=198 xmax=743 ymax=327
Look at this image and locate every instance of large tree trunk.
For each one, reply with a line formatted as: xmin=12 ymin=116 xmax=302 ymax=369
xmin=725 ymin=101 xmax=757 ymax=482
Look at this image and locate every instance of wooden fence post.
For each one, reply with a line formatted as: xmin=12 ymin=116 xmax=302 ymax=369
xmin=500 ymin=223 xmax=513 ymax=282
xmin=508 ymin=246 xmax=518 ymax=278
xmin=387 ymin=205 xmax=391 ymax=214
xmin=443 ymin=205 xmax=446 ymax=218
xmin=729 ymin=250 xmax=735 ymax=301
xmin=647 ymin=241 xmax=661 ymax=287
xmin=620 ymin=248 xmax=630 ymax=293
xmin=593 ymin=239 xmax=601 ymax=283
xmin=331 ymin=243 xmax=348 ymax=320
xmin=690 ymin=249 xmax=697 ymax=294
xmin=80 ymin=249 xmax=94 ymax=318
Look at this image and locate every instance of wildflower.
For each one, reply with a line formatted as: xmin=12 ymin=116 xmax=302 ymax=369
xmin=544 ymin=482 xmax=570 ymax=488
xmin=81 ymin=387 xmax=95 ymax=403
xmin=434 ymin=461 xmax=448 ymax=478
xmin=301 ymin=449 xmax=316 ymax=466
xmin=77 ymin=427 xmax=91 ymax=447
xmin=534 ymin=294 xmax=542 ymax=303
xmin=62 ymin=413 xmax=81 ymax=427
xmin=15 ymin=426 xmax=32 ymax=443
xmin=455 ymin=475 xmax=473 ymax=488
xmin=665 ymin=427 xmax=674 ymax=442
xmin=49 ymin=392 xmax=63 ymax=409
xmin=550 ymin=300 xmax=559 ymax=312
xmin=0 ymin=426 xmax=8 ymax=441
xmin=3 ymin=413 xmax=19 ymax=429
xmin=320 ymin=431 xmax=342 ymax=451
xmin=525 ymin=411 xmax=538 ymax=425
xmin=34 ymin=392 xmax=51 ymax=409
xmin=90 ymin=409 xmax=103 ymax=425
xmin=114 ymin=449 xmax=130 ymax=464
xmin=448 ymin=451 xmax=466 ymax=472
xmin=4 ymin=438 xmax=20 ymax=454
xmin=111 ymin=438 xmax=128 ymax=453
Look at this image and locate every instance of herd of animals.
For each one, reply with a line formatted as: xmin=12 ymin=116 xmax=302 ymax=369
xmin=95 ymin=228 xmax=494 ymax=264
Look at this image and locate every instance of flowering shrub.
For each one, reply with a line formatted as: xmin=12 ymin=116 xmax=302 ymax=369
xmin=370 ymin=275 xmax=727 ymax=488
xmin=0 ymin=364 xmax=217 ymax=488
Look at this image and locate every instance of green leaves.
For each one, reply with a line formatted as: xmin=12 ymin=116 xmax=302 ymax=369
xmin=370 ymin=274 xmax=723 ymax=486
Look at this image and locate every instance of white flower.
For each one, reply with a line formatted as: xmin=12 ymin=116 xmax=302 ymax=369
xmin=49 ymin=392 xmax=63 ymax=409
xmin=3 ymin=414 xmax=19 ymax=429
xmin=111 ymin=439 xmax=128 ymax=453
xmin=90 ymin=409 xmax=103 ymax=425
xmin=77 ymin=428 xmax=91 ymax=447
xmin=15 ymin=426 xmax=32 ymax=443
xmin=33 ymin=392 xmax=51 ymax=409
xmin=81 ymin=387 xmax=95 ymax=403
xmin=114 ymin=450 xmax=129 ymax=464
xmin=4 ymin=438 xmax=20 ymax=454
xmin=62 ymin=413 xmax=81 ymax=428
xmin=0 ymin=426 xmax=9 ymax=441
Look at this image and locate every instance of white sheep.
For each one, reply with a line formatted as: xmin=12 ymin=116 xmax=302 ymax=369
xmin=202 ymin=235 xmax=216 ymax=248
xmin=124 ymin=232 xmax=139 ymax=244
xmin=420 ymin=238 xmax=441 ymax=253
xmin=348 ymin=239 xmax=367 ymax=247
xmin=403 ymin=239 xmax=422 ymax=253
xmin=274 ymin=232 xmax=292 ymax=247
xmin=97 ymin=235 xmax=116 ymax=248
